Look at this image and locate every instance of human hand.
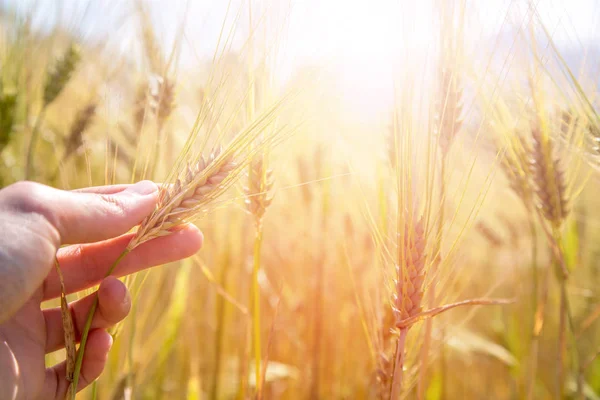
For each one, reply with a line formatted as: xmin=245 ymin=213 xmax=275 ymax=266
xmin=0 ymin=181 xmax=203 ymax=400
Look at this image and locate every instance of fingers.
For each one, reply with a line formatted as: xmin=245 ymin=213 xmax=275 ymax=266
xmin=0 ymin=180 xmax=158 ymax=245
xmin=43 ymin=329 xmax=113 ymax=400
xmin=44 ymin=224 xmax=203 ymax=300
xmin=44 ymin=277 xmax=131 ymax=353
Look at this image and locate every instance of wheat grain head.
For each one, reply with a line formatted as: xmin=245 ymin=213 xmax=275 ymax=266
xmin=499 ymin=132 xmax=534 ymax=209
xmin=529 ymin=126 xmax=569 ymax=228
xmin=393 ymin=217 xmax=426 ymax=324
xmin=43 ymin=44 xmax=80 ymax=107
xmin=245 ymin=155 xmax=274 ymax=222
xmin=127 ymin=148 xmax=236 ymax=250
xmin=63 ymin=102 xmax=96 ymax=162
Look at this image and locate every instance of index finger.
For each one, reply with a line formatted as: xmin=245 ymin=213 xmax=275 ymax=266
xmin=44 ymin=224 xmax=203 ymax=299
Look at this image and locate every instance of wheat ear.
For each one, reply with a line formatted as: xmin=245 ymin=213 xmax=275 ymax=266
xmin=65 ymin=103 xmax=96 ymax=161
xmin=25 ymin=44 xmax=80 ymax=179
xmin=530 ymin=126 xmax=569 ymax=229
xmin=500 ymin=133 xmax=534 ymax=209
xmin=150 ymin=75 xmax=176 ymax=178
xmin=156 ymin=76 xmax=175 ymax=130
xmin=244 ymin=152 xmax=274 ymax=395
xmin=529 ymin=124 xmax=574 ymax=398
xmin=50 ymin=102 xmax=96 ymax=183
xmin=128 ymin=148 xmax=236 ymax=250
xmin=43 ymin=44 xmax=81 ymax=107
xmin=245 ymin=156 xmax=275 ymax=222
xmin=393 ymin=218 xmax=427 ymax=323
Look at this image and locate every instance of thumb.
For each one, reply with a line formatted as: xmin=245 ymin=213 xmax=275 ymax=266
xmin=0 ymin=180 xmax=158 ymax=245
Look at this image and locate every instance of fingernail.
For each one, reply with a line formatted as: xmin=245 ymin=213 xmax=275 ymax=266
xmin=121 ymin=287 xmax=132 ymax=311
xmin=107 ymin=334 xmax=114 ymax=350
xmin=122 ymin=180 xmax=158 ymax=196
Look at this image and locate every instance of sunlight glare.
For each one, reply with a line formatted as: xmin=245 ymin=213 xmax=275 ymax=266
xmin=283 ymin=0 xmax=437 ymax=120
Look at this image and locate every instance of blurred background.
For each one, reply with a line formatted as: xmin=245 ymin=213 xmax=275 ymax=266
xmin=2 ymin=0 xmax=600 ymax=399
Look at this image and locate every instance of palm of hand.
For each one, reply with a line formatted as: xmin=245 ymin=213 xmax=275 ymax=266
xmin=2 ymin=292 xmax=51 ymax=399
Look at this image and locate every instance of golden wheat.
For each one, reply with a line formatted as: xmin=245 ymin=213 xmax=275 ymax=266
xmin=127 ymin=149 xmax=236 ymax=250
xmin=500 ymin=133 xmax=534 ymax=209
xmin=393 ymin=217 xmax=426 ymax=324
xmin=245 ymin=155 xmax=274 ymax=222
xmin=529 ymin=126 xmax=569 ymax=228
xmin=63 ymin=103 xmax=96 ymax=162
xmin=25 ymin=43 xmax=81 ymax=179
xmin=43 ymin=44 xmax=81 ymax=107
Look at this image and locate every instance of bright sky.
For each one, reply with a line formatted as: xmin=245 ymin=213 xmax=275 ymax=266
xmin=5 ymin=0 xmax=600 ymax=119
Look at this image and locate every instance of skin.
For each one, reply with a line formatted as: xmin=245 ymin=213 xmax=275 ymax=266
xmin=0 ymin=180 xmax=203 ymax=400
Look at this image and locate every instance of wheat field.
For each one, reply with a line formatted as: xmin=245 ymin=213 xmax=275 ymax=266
xmin=2 ymin=0 xmax=600 ymax=399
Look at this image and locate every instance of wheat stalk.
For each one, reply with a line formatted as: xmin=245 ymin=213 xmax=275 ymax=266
xmin=389 ymin=216 xmax=426 ymax=399
xmin=495 ymin=129 xmax=542 ymax=399
xmin=54 ymin=258 xmax=76 ymax=397
xmin=243 ymin=152 xmax=275 ymax=397
xmin=528 ymin=124 xmax=574 ymax=398
xmin=418 ymin=66 xmax=463 ymax=400
xmin=417 ymin=14 xmax=466 ymax=390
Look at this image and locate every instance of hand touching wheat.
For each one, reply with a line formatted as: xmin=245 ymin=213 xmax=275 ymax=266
xmin=0 ymin=180 xmax=203 ymax=400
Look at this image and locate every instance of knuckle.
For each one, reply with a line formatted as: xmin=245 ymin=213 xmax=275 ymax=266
xmin=0 ymin=181 xmax=60 ymax=242
xmin=1 ymin=181 xmax=46 ymax=211
xmin=73 ymin=243 xmax=102 ymax=277
xmin=98 ymin=194 xmax=128 ymax=219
